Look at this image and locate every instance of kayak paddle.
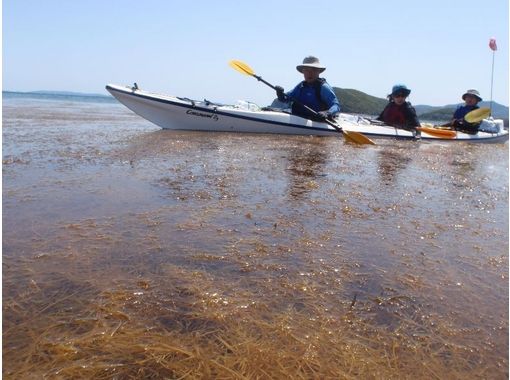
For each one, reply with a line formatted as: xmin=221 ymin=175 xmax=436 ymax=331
xmin=416 ymin=108 xmax=490 ymax=138
xmin=416 ymin=125 xmax=456 ymax=138
xmin=229 ymin=60 xmax=375 ymax=145
xmin=464 ymin=107 xmax=491 ymax=124
xmin=369 ymin=118 xmax=456 ymax=139
xmin=417 ymin=107 xmax=491 ymax=138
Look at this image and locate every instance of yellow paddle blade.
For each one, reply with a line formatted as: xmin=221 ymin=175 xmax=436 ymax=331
xmin=416 ymin=126 xmax=456 ymax=138
xmin=343 ymin=130 xmax=376 ymax=145
xmin=229 ymin=60 xmax=255 ymax=76
xmin=464 ymin=107 xmax=490 ymax=123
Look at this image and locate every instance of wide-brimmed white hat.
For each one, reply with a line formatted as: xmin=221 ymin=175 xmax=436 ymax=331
xmin=462 ymin=89 xmax=482 ymax=102
xmin=296 ymin=56 xmax=326 ymax=73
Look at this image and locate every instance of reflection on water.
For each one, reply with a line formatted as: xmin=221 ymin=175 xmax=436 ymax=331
xmin=377 ymin=148 xmax=412 ymax=185
xmin=285 ymin=140 xmax=328 ymax=198
xmin=2 ymin=97 xmax=508 ymax=378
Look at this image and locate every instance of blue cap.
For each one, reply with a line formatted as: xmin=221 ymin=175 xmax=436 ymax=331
xmin=391 ymin=84 xmax=411 ymax=97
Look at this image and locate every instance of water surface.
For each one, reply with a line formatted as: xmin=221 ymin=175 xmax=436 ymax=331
xmin=3 ymin=93 xmax=508 ymax=378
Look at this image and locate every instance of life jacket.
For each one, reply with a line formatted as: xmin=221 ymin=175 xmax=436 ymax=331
xmin=381 ymin=102 xmax=406 ymax=126
xmin=312 ymin=78 xmax=329 ymax=111
xmin=293 ymin=78 xmax=329 ymax=111
xmin=453 ymin=105 xmax=479 ymax=120
xmin=291 ymin=78 xmax=330 ymax=119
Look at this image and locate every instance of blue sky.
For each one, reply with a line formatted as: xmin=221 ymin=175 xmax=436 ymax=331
xmin=3 ymin=0 xmax=509 ymax=107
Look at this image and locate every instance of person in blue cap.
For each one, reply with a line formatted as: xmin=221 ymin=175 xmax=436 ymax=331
xmin=274 ymin=56 xmax=341 ymax=122
xmin=377 ymin=84 xmax=420 ymax=129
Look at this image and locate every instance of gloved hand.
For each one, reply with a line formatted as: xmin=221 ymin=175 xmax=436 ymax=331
xmin=316 ymin=111 xmax=330 ymax=121
xmin=275 ymin=86 xmax=287 ymax=102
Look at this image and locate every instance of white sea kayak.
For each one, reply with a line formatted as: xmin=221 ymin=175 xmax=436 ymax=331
xmin=106 ymin=84 xmax=509 ymax=143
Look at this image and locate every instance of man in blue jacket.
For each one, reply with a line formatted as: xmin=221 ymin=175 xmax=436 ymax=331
xmin=274 ymin=56 xmax=341 ymax=121
xmin=451 ymin=89 xmax=482 ymax=134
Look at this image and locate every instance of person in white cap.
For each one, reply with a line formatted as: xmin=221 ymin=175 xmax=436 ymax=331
xmin=274 ymin=56 xmax=340 ymax=121
xmin=451 ymin=89 xmax=482 ymax=134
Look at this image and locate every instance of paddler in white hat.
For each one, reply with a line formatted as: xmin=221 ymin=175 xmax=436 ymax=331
xmin=451 ymin=89 xmax=483 ymax=134
xmin=274 ymin=56 xmax=341 ymax=121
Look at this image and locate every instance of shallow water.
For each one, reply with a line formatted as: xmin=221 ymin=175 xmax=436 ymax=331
xmin=3 ymin=94 xmax=509 ymax=379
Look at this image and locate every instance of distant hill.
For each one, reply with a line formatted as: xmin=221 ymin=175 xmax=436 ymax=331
xmin=271 ymin=87 xmax=509 ymax=122
xmin=418 ymin=107 xmax=457 ymax=121
xmin=417 ymin=101 xmax=509 ymax=121
xmin=413 ymin=104 xmax=441 ymax=114
xmin=332 ymin=88 xmax=387 ymax=115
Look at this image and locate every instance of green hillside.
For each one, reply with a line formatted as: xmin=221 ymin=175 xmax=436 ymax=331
xmin=332 ymin=88 xmax=387 ymax=115
xmin=418 ymin=108 xmax=456 ymax=122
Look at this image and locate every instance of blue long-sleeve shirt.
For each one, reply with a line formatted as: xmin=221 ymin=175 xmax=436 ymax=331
xmin=453 ymin=105 xmax=479 ymax=120
xmin=286 ymin=79 xmax=341 ymax=115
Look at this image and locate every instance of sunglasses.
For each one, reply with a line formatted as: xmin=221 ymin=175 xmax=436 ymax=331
xmin=393 ymin=93 xmax=407 ymax=98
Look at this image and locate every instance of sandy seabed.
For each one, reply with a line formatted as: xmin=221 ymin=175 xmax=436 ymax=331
xmin=3 ymin=97 xmax=508 ymax=379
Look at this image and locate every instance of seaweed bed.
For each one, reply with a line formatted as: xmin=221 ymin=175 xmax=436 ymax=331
xmin=3 ymin=98 xmax=508 ymax=379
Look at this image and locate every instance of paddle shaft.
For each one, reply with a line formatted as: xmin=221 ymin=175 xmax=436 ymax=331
xmin=366 ymin=117 xmax=457 ymax=138
xmin=252 ymin=74 xmax=343 ymax=133
xmin=230 ymin=60 xmax=374 ymax=144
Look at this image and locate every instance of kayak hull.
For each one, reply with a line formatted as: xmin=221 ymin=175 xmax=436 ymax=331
xmin=106 ymin=84 xmax=508 ymax=143
xmin=106 ymin=84 xmax=339 ymax=136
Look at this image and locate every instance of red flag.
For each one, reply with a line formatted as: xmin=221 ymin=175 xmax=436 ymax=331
xmin=489 ymin=38 xmax=497 ymax=51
